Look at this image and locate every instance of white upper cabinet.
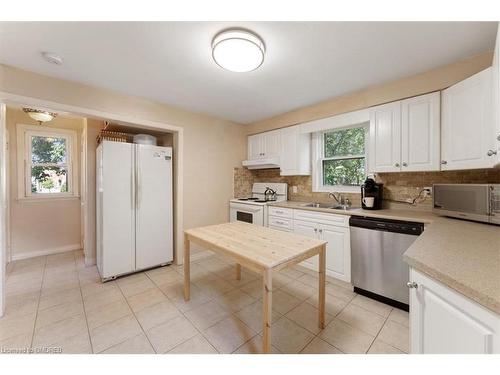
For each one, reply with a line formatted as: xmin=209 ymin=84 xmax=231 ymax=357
xmin=369 ymin=92 xmax=441 ymax=173
xmin=263 ymin=129 xmax=282 ymax=159
xmin=492 ymin=23 xmax=500 ymax=166
xmin=246 ymin=126 xmax=310 ymax=175
xmin=369 ymin=101 xmax=402 ymax=172
xmin=441 ymin=67 xmax=495 ymax=170
xmin=280 ymin=125 xmax=311 ymax=176
xmin=401 ymin=92 xmax=441 ymax=171
xmin=247 ymin=129 xmax=281 ymax=160
xmin=247 ymin=134 xmax=264 ymax=160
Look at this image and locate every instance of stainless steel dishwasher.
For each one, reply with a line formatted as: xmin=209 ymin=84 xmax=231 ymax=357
xmin=350 ymin=216 xmax=424 ymax=311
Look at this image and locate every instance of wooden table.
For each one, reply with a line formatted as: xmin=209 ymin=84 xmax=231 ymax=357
xmin=183 ymin=221 xmax=327 ymax=353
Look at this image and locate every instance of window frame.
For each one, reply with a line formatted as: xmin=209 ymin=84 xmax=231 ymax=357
xmin=17 ymin=124 xmax=79 ymax=200
xmin=312 ymin=123 xmax=369 ymax=193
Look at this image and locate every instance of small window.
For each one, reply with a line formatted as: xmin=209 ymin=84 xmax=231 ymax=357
xmin=17 ymin=124 xmax=78 ymax=199
xmin=313 ymin=125 xmax=368 ymax=192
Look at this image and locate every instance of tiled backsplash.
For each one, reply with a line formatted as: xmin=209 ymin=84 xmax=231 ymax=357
xmin=233 ymin=167 xmax=500 ymax=210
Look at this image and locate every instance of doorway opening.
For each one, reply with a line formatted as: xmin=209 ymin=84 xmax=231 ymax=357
xmin=0 ymin=97 xmax=184 ymax=318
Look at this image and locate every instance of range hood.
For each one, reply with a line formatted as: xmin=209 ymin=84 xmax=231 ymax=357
xmin=242 ymin=157 xmax=280 ymax=170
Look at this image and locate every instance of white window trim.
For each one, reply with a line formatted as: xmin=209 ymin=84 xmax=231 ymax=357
xmin=16 ymin=124 xmax=79 ymax=200
xmin=312 ymin=124 xmax=369 ymax=193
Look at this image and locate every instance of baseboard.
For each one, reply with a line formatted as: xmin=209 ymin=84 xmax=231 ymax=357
xmin=85 ymin=256 xmax=97 ymax=266
xmin=10 ymin=244 xmax=82 ymax=261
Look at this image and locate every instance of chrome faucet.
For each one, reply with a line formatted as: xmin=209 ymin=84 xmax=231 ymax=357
xmin=329 ymin=192 xmax=343 ymax=204
xmin=329 ymin=192 xmax=351 ymax=209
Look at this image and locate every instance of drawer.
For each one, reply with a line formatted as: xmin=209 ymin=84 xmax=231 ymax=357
xmin=269 ymin=225 xmax=292 ymax=233
xmin=293 ymin=209 xmax=349 ymax=227
xmin=268 ymin=206 xmax=293 ymax=218
xmin=268 ymin=216 xmax=293 ymax=230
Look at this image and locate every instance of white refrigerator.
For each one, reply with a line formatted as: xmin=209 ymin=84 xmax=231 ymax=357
xmin=96 ymin=141 xmax=173 ymax=280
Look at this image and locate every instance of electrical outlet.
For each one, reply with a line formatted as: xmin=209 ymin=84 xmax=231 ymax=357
xmin=423 ymin=186 xmax=432 ymax=197
xmin=292 ymin=186 xmax=298 ymax=194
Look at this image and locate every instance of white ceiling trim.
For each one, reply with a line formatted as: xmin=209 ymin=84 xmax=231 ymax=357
xmin=299 ymin=108 xmax=369 ymax=133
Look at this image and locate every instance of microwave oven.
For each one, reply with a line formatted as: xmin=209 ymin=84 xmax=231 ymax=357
xmin=433 ymin=184 xmax=500 ymax=225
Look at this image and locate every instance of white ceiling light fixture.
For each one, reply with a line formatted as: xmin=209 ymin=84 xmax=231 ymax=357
xmin=212 ymin=29 xmax=265 ymax=73
xmin=41 ymin=51 xmax=63 ymax=65
xmin=23 ymin=108 xmax=58 ymax=125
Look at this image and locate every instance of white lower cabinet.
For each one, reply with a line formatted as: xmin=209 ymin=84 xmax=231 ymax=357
xmin=291 ymin=219 xmax=318 ymax=268
xmin=317 ymin=224 xmax=351 ymax=282
xmin=291 ymin=210 xmax=351 ymax=283
xmin=409 ymin=268 xmax=500 ymax=354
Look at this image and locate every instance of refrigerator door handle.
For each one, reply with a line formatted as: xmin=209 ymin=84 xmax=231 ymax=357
xmin=136 ymin=146 xmax=140 ymax=210
xmin=131 ymin=151 xmax=135 ymax=209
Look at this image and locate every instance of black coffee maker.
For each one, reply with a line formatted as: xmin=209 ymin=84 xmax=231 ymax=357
xmin=361 ymin=177 xmax=383 ymax=210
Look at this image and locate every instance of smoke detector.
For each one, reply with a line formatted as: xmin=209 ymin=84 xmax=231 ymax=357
xmin=41 ymin=51 xmax=63 ymax=65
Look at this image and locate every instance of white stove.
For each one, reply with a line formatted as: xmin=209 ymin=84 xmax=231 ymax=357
xmin=230 ymin=183 xmax=288 ymax=226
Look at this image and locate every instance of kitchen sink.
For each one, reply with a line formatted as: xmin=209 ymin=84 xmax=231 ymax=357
xmin=331 ymin=205 xmax=357 ymax=211
xmin=303 ymin=202 xmax=335 ymax=208
xmin=303 ymin=202 xmax=357 ymax=211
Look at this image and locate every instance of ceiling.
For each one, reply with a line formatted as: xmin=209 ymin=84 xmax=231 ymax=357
xmin=0 ymin=22 xmax=497 ymax=124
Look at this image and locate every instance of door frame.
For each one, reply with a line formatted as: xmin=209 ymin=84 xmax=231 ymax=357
xmin=0 ymin=93 xmax=184 ymax=317
xmin=0 ymin=103 xmax=6 ymax=316
xmin=81 ymin=120 xmax=89 ymax=263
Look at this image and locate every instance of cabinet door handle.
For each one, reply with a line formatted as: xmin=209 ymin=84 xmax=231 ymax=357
xmin=402 ymin=162 xmax=408 ymax=167
xmin=441 ymin=160 xmax=447 ymax=165
xmin=497 ymin=134 xmax=500 ymax=141
xmin=314 ymin=228 xmax=318 ymax=233
xmin=395 ymin=163 xmax=400 ymax=167
xmin=406 ymin=282 xmax=418 ymax=289
xmin=318 ymin=229 xmax=323 ymax=234
xmin=487 ymin=149 xmax=497 ymax=156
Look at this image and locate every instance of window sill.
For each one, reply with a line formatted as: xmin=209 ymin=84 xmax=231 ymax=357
xmin=17 ymin=195 xmax=80 ymax=203
xmin=313 ymin=185 xmax=361 ymax=194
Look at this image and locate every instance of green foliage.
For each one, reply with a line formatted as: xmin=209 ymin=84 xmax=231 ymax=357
xmin=323 ymin=127 xmax=365 ymax=186
xmin=324 ymin=127 xmax=365 ymax=158
xmin=323 ymin=158 xmax=365 ymax=186
xmin=40 ymin=178 xmax=55 ymax=191
xmin=30 ymin=136 xmax=68 ymax=193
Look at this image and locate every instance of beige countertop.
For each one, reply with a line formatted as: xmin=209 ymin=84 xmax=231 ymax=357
xmin=269 ymin=200 xmax=500 ymax=314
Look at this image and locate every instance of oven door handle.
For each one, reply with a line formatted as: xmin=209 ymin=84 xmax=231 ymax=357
xmin=230 ymin=203 xmax=264 ymax=213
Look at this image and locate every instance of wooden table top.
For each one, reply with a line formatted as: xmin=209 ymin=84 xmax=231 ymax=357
xmin=184 ymin=221 xmax=327 ymax=270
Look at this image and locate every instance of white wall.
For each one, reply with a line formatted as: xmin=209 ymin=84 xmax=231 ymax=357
xmin=82 ymin=118 xmax=105 ymax=264
xmin=0 ymin=65 xmax=247 ymax=235
xmin=7 ymin=107 xmax=83 ymax=259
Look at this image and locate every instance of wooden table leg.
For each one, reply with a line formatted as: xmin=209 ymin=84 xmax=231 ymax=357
xmin=183 ymin=234 xmax=190 ymax=301
xmin=318 ymin=245 xmax=326 ymax=329
xmin=262 ymin=268 xmax=272 ymax=354
xmin=235 ymin=263 xmax=241 ymax=280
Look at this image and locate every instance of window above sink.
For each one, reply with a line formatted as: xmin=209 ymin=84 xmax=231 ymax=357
xmin=312 ymin=123 xmax=369 ymax=193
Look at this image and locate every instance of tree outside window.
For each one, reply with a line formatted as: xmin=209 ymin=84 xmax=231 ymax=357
xmin=321 ymin=127 xmax=366 ymax=187
xmin=30 ymin=135 xmax=69 ymax=194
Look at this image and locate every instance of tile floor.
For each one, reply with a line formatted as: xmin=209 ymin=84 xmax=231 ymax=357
xmin=0 ymin=250 xmax=409 ymax=354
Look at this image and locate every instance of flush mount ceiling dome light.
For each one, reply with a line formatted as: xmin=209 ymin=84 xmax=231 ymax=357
xmin=23 ymin=108 xmax=58 ymax=125
xmin=212 ymin=29 xmax=265 ymax=72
